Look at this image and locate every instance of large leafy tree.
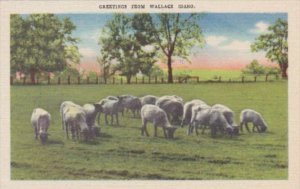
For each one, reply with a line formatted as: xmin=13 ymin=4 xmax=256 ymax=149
xmin=10 ymin=14 xmax=80 ymax=84
xmin=251 ymin=18 xmax=288 ymax=79
xmin=98 ymin=14 xmax=157 ymax=84
xmin=146 ymin=13 xmax=205 ymax=83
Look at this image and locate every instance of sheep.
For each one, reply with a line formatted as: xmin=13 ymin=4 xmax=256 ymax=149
xmin=240 ymin=109 xmax=268 ymax=133
xmin=63 ymin=106 xmax=89 ymax=141
xmin=100 ymin=98 xmax=123 ymax=126
xmin=140 ymin=104 xmax=178 ymax=139
xmin=156 ymin=95 xmax=183 ymax=106
xmin=211 ymin=104 xmax=236 ymax=126
xmin=188 ymin=103 xmax=211 ymax=134
xmin=31 ymin=108 xmax=51 ymax=144
xmin=140 ymin=95 xmax=158 ymax=106
xmin=60 ymin=101 xmax=82 ymax=130
xmin=181 ymin=99 xmax=207 ymax=127
xmin=82 ymin=103 xmax=102 ymax=128
xmin=156 ymin=99 xmax=183 ymax=125
xmin=120 ymin=95 xmax=142 ymax=118
xmin=190 ymin=107 xmax=238 ymax=138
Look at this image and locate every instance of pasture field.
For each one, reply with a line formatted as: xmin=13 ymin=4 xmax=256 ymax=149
xmin=11 ymin=81 xmax=287 ymax=180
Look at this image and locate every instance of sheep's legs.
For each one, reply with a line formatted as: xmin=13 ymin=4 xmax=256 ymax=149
xmin=116 ymin=114 xmax=119 ymax=126
xmin=245 ymin=123 xmax=250 ymax=132
xmin=105 ymin=114 xmax=108 ymax=125
xmin=162 ymin=128 xmax=168 ymax=138
xmin=65 ymin=122 xmax=69 ymax=139
xmin=110 ymin=114 xmax=114 ymax=125
xmin=97 ymin=112 xmax=101 ymax=125
xmin=34 ymin=126 xmax=38 ymax=139
xmin=154 ymin=125 xmax=158 ymax=137
xmin=240 ymin=122 xmax=243 ymax=132
xmin=195 ymin=126 xmax=199 ymax=136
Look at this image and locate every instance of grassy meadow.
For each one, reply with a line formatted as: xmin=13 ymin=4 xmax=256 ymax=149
xmin=11 ymin=81 xmax=288 ymax=180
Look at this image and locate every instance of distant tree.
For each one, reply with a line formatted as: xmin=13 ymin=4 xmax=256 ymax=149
xmin=148 ymin=65 xmax=164 ymax=77
xmin=141 ymin=13 xmax=206 ymax=83
xmin=242 ymin=60 xmax=265 ymax=75
xmin=10 ymin=14 xmax=80 ymax=84
xmin=251 ymin=18 xmax=288 ymax=79
xmin=98 ymin=14 xmax=157 ymax=84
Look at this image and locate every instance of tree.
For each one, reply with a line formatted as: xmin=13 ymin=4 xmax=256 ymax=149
xmin=242 ymin=59 xmax=265 ymax=75
xmin=98 ymin=14 xmax=157 ymax=84
xmin=144 ymin=13 xmax=205 ymax=83
xmin=251 ymin=18 xmax=288 ymax=79
xmin=10 ymin=14 xmax=80 ymax=84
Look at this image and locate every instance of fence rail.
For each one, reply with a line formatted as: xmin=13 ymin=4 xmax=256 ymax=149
xmin=10 ymin=74 xmax=280 ymax=85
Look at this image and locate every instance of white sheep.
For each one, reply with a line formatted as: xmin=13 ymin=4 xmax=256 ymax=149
xmin=211 ymin=104 xmax=237 ymax=126
xmin=120 ymin=95 xmax=142 ymax=118
xmin=82 ymin=103 xmax=102 ymax=127
xmin=188 ymin=103 xmax=211 ymax=134
xmin=156 ymin=95 xmax=183 ymax=106
xmin=101 ymin=98 xmax=123 ymax=126
xmin=31 ymin=108 xmax=51 ymax=144
xmin=240 ymin=109 xmax=268 ymax=133
xmin=140 ymin=95 xmax=158 ymax=106
xmin=60 ymin=101 xmax=82 ymax=130
xmin=63 ymin=106 xmax=89 ymax=141
xmin=141 ymin=104 xmax=178 ymax=139
xmin=181 ymin=99 xmax=207 ymax=127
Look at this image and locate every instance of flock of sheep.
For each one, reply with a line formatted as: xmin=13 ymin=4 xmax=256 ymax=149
xmin=31 ymin=94 xmax=268 ymax=144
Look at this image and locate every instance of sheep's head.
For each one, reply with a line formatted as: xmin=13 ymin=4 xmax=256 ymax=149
xmin=166 ymin=126 xmax=178 ymax=139
xmin=94 ymin=103 xmax=103 ymax=113
xmin=39 ymin=132 xmax=48 ymax=144
xmin=232 ymin=125 xmax=240 ymax=135
xmin=259 ymin=125 xmax=267 ymax=133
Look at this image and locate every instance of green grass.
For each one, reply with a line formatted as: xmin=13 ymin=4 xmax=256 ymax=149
xmin=11 ymin=81 xmax=287 ymax=180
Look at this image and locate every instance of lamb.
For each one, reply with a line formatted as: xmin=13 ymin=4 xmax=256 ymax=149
xmin=240 ymin=109 xmax=268 ymax=133
xmin=140 ymin=95 xmax=158 ymax=106
xmin=141 ymin=104 xmax=178 ymax=139
xmin=63 ymin=105 xmax=89 ymax=141
xmin=31 ymin=108 xmax=51 ymax=144
xmin=181 ymin=99 xmax=207 ymax=127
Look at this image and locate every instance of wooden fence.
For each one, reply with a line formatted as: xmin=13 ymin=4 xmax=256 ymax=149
xmin=10 ymin=74 xmax=280 ymax=85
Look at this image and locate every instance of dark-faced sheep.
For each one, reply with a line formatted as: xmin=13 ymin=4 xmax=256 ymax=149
xmin=240 ymin=109 xmax=268 ymax=133
xmin=31 ymin=108 xmax=51 ymax=144
xmin=141 ymin=105 xmax=178 ymax=139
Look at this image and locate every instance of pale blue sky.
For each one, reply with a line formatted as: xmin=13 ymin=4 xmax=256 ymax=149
xmin=57 ymin=13 xmax=287 ymax=69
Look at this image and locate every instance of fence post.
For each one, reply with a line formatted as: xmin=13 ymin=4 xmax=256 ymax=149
xmin=136 ymin=77 xmax=138 ymax=84
xmin=121 ymin=77 xmax=123 ymax=84
xmin=148 ymin=76 xmax=151 ymax=84
xmin=155 ymin=76 xmax=157 ymax=84
xmin=78 ymin=76 xmax=80 ymax=84
xmin=104 ymin=78 xmax=107 ymax=84
xmin=48 ymin=75 xmax=51 ymax=85
xmin=196 ymin=77 xmax=199 ymax=83
xmin=36 ymin=76 xmax=39 ymax=85
xmin=142 ymin=77 xmax=144 ymax=84
xmin=161 ymin=78 xmax=164 ymax=84
xmin=23 ymin=77 xmax=26 ymax=85
xmin=68 ymin=75 xmax=70 ymax=85
xmin=113 ymin=77 xmax=115 ymax=84
xmin=96 ymin=76 xmax=98 ymax=84
xmin=241 ymin=76 xmax=244 ymax=83
xmin=254 ymin=76 xmax=257 ymax=82
xmin=265 ymin=74 xmax=268 ymax=82
xmin=86 ymin=76 xmax=89 ymax=84
xmin=58 ymin=77 xmax=61 ymax=85
xmin=10 ymin=76 xmax=13 ymax=85
xmin=218 ymin=76 xmax=221 ymax=82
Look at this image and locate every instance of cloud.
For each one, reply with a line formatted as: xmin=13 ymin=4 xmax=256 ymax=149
xmin=250 ymin=21 xmax=270 ymax=34
xmin=206 ymin=35 xmax=227 ymax=47
xmin=79 ymin=47 xmax=97 ymax=58
xmin=220 ymin=40 xmax=251 ymax=52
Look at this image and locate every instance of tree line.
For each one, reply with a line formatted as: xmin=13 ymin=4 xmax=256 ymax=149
xmin=10 ymin=14 xmax=288 ymax=84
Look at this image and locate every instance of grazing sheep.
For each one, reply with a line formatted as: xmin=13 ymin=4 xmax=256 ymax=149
xmin=63 ymin=106 xmax=89 ymax=141
xmin=140 ymin=95 xmax=158 ymax=106
xmin=60 ymin=101 xmax=82 ymax=130
xmin=156 ymin=95 xmax=183 ymax=106
xmin=181 ymin=99 xmax=207 ymax=127
xmin=120 ymin=95 xmax=142 ymax=118
xmin=211 ymin=104 xmax=237 ymax=126
xmin=188 ymin=103 xmax=211 ymax=134
xmin=31 ymin=108 xmax=51 ymax=144
xmin=96 ymin=96 xmax=124 ymax=125
xmin=82 ymin=103 xmax=102 ymax=127
xmin=190 ymin=107 xmax=238 ymax=138
xmin=101 ymin=98 xmax=123 ymax=126
xmin=156 ymin=99 xmax=183 ymax=125
xmin=141 ymin=105 xmax=178 ymax=139
xmin=240 ymin=109 xmax=268 ymax=133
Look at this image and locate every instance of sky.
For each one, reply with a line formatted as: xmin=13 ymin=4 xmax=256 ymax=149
xmin=58 ymin=13 xmax=287 ymax=72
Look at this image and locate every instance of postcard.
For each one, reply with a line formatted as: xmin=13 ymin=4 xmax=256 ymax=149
xmin=0 ymin=0 xmax=299 ymax=189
